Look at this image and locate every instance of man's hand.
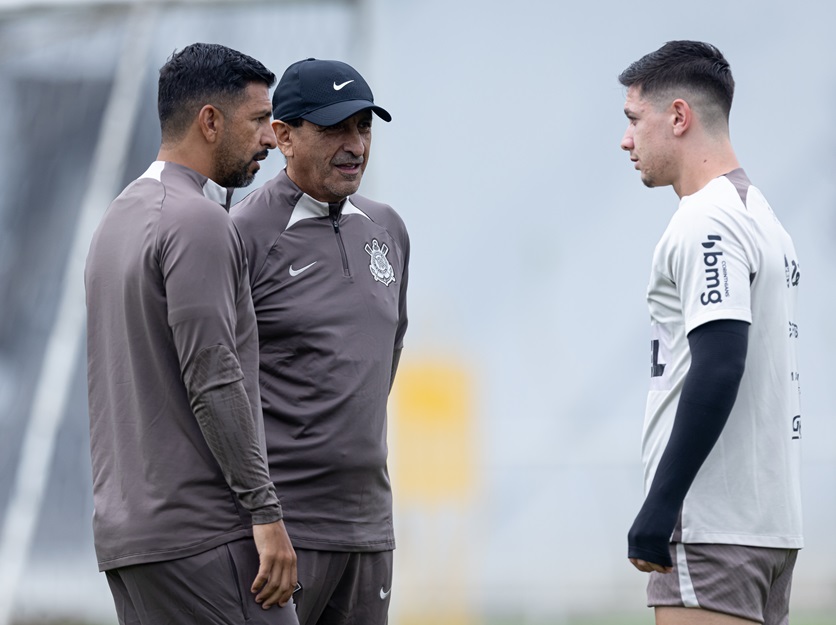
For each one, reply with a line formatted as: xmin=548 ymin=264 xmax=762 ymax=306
xmin=627 ymin=507 xmax=675 ymax=570
xmin=629 ymin=557 xmax=673 ymax=574
xmin=251 ymin=520 xmax=297 ymax=609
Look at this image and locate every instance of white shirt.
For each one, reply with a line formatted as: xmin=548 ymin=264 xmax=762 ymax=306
xmin=643 ymin=169 xmax=803 ymax=548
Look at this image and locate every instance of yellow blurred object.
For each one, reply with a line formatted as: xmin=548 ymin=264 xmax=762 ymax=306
xmin=390 ymin=357 xmax=479 ymax=623
xmin=392 ymin=359 xmax=475 ymax=500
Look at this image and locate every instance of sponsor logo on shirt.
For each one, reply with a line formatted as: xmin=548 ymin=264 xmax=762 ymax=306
xmin=365 ymin=239 xmax=396 ymax=286
xmin=650 ymin=339 xmax=666 ymax=378
xmin=700 ymin=235 xmax=730 ymax=305
xmin=784 ymin=255 xmax=800 ymax=287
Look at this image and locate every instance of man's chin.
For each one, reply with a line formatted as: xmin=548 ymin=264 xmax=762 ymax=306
xmin=240 ymin=162 xmax=261 ymax=187
xmin=217 ymin=168 xmax=256 ymax=189
xmin=338 ymin=185 xmax=361 ymax=199
xmin=342 ymin=173 xmax=364 ymax=191
xmin=641 ymin=174 xmax=658 ymax=189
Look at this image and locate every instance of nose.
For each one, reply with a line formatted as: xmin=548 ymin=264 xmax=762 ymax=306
xmin=263 ymin=124 xmax=278 ymax=150
xmin=620 ymin=126 xmax=634 ymax=152
xmin=343 ymin=127 xmax=366 ymax=157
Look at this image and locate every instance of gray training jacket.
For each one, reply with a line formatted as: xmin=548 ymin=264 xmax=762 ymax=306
xmin=232 ymin=169 xmax=409 ymax=552
xmin=86 ymin=161 xmax=279 ymax=571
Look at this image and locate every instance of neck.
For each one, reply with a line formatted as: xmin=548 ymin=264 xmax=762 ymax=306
xmin=673 ymin=136 xmax=740 ymax=198
xmin=157 ymin=140 xmax=215 ymax=182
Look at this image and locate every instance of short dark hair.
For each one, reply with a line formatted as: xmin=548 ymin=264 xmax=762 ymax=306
xmin=158 ymin=42 xmax=276 ymax=142
xmin=619 ymin=40 xmax=734 ymax=124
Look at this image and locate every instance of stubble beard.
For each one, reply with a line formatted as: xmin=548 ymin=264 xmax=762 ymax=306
xmin=215 ymin=138 xmax=257 ymax=189
xmin=325 ymin=178 xmax=362 ymax=201
xmin=323 ymin=164 xmax=364 ymax=201
xmin=639 ymin=160 xmax=662 ymax=189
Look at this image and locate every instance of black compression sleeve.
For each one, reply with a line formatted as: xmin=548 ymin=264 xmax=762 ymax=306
xmin=627 ymin=319 xmax=749 ymax=566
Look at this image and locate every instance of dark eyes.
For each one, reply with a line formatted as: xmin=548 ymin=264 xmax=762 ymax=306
xmin=322 ymin=122 xmax=371 ymax=134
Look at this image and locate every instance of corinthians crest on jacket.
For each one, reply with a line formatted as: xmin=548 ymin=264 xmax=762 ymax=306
xmin=365 ymin=239 xmax=395 ymax=286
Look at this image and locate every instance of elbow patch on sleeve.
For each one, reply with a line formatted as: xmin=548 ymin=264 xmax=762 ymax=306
xmin=184 ymin=344 xmax=245 ymax=399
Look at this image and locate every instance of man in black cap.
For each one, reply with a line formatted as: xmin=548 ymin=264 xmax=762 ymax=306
xmin=231 ymin=59 xmax=409 ymax=625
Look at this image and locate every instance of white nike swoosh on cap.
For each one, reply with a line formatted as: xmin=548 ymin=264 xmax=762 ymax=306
xmin=333 ymin=80 xmax=354 ymax=90
xmin=379 ymin=586 xmax=391 ymax=600
xmin=289 ymin=261 xmax=317 ymax=277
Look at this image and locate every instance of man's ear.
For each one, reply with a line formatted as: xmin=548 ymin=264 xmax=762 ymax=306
xmin=273 ymin=120 xmax=294 ymax=158
xmin=198 ymin=104 xmax=224 ymax=143
xmin=671 ymin=98 xmax=692 ymax=137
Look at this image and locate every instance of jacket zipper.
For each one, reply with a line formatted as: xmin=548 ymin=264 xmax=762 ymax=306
xmin=329 ymin=203 xmax=350 ymax=277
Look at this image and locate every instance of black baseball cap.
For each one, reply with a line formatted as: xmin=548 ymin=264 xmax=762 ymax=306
xmin=271 ymin=58 xmax=392 ymax=126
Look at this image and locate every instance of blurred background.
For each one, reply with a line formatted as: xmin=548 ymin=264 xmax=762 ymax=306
xmin=0 ymin=0 xmax=834 ymax=623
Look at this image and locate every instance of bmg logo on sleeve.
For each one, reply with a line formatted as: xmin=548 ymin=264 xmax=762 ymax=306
xmin=700 ymin=234 xmax=730 ymax=305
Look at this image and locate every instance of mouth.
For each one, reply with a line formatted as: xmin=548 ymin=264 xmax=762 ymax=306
xmin=333 ymin=159 xmax=363 ymax=175
xmin=251 ymin=150 xmax=269 ymax=170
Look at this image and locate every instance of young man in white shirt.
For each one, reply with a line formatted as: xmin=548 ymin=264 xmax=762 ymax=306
xmin=619 ymin=40 xmax=802 ymax=625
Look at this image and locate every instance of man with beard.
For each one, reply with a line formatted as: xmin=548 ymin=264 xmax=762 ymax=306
xmin=85 ymin=43 xmax=299 ymax=624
